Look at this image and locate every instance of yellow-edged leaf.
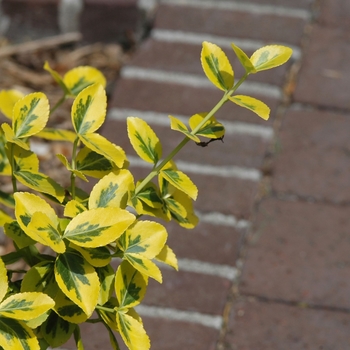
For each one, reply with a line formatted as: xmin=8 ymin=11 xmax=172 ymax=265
xmin=63 ymin=207 xmax=135 ymax=248
xmin=57 ymin=153 xmax=88 ymax=181
xmin=79 ymin=133 xmax=127 ymax=168
xmin=2 ymin=122 xmax=30 ymax=149
xmin=41 ymin=312 xmax=76 ymax=348
xmin=89 ymin=170 xmax=134 ymax=210
xmin=0 ymin=89 xmax=25 ymax=119
xmin=250 ymin=45 xmax=293 ymax=72
xmin=76 ymin=146 xmax=120 ymax=178
xmin=155 ymin=245 xmax=178 ymax=270
xmin=0 ymin=258 xmax=8 ymax=303
xmin=14 ymin=192 xmax=58 ymax=230
xmin=4 ymin=221 xmax=35 ymax=248
xmin=0 ymin=317 xmax=40 ymax=350
xmin=127 ymin=116 xmax=162 ymax=164
xmin=63 ymin=66 xmax=106 ymax=96
xmin=44 ymin=61 xmax=71 ymax=95
xmin=54 ymin=249 xmax=99 ymax=317
xmin=53 ymin=288 xmax=88 ymax=324
xmin=71 ymin=83 xmax=106 ymax=135
xmin=64 ymin=199 xmax=87 ymax=218
xmin=0 ymin=210 xmax=13 ymax=227
xmin=160 ymin=169 xmax=198 ymax=200
xmin=0 ymin=292 xmax=54 ymax=320
xmin=168 ymin=115 xmax=200 ymax=142
xmin=71 ymin=244 xmax=111 ymax=268
xmin=189 ymin=113 xmax=225 ymax=139
xmin=8 ymin=143 xmax=39 ymax=172
xmin=116 ymin=310 xmax=150 ymax=350
xmin=171 ymin=189 xmax=199 ymax=228
xmin=116 ymin=261 xmax=148 ymax=309
xmin=26 ymin=211 xmax=65 ymax=253
xmin=135 ymin=181 xmax=163 ymax=209
xmin=201 ymin=41 xmax=234 ymax=91
xmin=36 ymin=127 xmax=76 ymax=142
xmin=12 ymin=92 xmax=50 ymax=138
xmin=96 ymin=264 xmax=115 ymax=306
xmin=21 ymin=261 xmax=58 ymax=300
xmin=121 ymin=221 xmax=167 ymax=259
xmin=229 ymin=95 xmax=270 ymax=120
xmin=14 ymin=171 xmax=65 ymax=203
xmin=231 ymin=43 xmax=256 ymax=74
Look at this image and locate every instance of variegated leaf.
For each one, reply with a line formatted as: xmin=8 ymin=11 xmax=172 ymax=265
xmin=63 ymin=66 xmax=106 ymax=96
xmin=12 ymin=92 xmax=50 ymax=138
xmin=123 ymin=253 xmax=162 ymax=283
xmin=54 ymin=250 xmax=99 ymax=317
xmin=14 ymin=170 xmax=66 ymax=202
xmin=41 ymin=312 xmax=76 ymax=348
xmin=0 ymin=292 xmax=54 ymax=320
xmin=25 ymin=211 xmax=65 ymax=253
xmin=76 ymin=146 xmax=119 ymax=178
xmin=71 ymin=84 xmax=106 ymax=135
xmin=189 ymin=113 xmax=225 ymax=139
xmin=0 ymin=317 xmax=40 ymax=350
xmin=168 ymin=115 xmax=200 ymax=142
xmin=121 ymin=221 xmax=167 ymax=259
xmin=116 ymin=310 xmax=150 ymax=350
xmin=2 ymin=122 xmax=30 ymax=150
xmin=71 ymin=244 xmax=111 ymax=267
xmin=4 ymin=221 xmax=36 ymax=249
xmin=79 ymin=133 xmax=127 ymax=168
xmin=0 ymin=210 xmax=13 ymax=227
xmin=0 ymin=258 xmax=8 ymax=303
xmin=14 ymin=192 xmax=58 ymax=230
xmin=160 ymin=169 xmax=198 ymax=200
xmin=135 ymin=181 xmax=163 ymax=209
xmin=164 ymin=196 xmax=187 ymax=218
xmin=53 ymin=288 xmax=88 ymax=324
xmin=250 ymin=45 xmax=293 ymax=72
xmin=127 ymin=117 xmax=162 ymax=164
xmin=63 ymin=207 xmax=135 ymax=248
xmin=229 ymin=95 xmax=270 ymax=120
xmin=0 ymin=189 xmax=14 ymax=210
xmin=96 ymin=264 xmax=115 ymax=306
xmin=8 ymin=143 xmax=39 ymax=172
xmin=116 ymin=261 xmax=148 ymax=309
xmin=64 ymin=199 xmax=87 ymax=218
xmin=231 ymin=43 xmax=256 ymax=74
xmin=171 ymin=189 xmax=199 ymax=229
xmin=89 ymin=170 xmax=134 ymax=210
xmin=37 ymin=127 xmax=76 ymax=142
xmin=0 ymin=89 xmax=24 ymax=119
xmin=155 ymin=245 xmax=178 ymax=270
xmin=21 ymin=261 xmax=58 ymax=300
xmin=57 ymin=153 xmax=88 ymax=182
xmin=201 ymin=41 xmax=234 ymax=91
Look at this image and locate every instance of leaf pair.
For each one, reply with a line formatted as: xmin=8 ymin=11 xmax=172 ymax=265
xmin=201 ymin=41 xmax=293 ymax=120
xmin=44 ymin=62 xmax=106 ymax=97
xmin=169 ymin=113 xmax=225 ymax=143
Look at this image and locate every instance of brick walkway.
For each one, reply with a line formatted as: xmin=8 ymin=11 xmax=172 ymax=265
xmin=4 ymin=0 xmax=350 ymax=349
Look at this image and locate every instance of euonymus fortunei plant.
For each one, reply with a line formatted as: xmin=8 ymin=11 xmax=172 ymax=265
xmin=0 ymin=42 xmax=292 ymax=349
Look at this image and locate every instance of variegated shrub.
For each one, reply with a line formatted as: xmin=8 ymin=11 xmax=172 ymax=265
xmin=0 ymin=42 xmax=292 ymax=349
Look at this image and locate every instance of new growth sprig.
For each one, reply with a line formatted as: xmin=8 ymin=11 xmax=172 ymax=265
xmin=0 ymin=41 xmax=292 ymax=350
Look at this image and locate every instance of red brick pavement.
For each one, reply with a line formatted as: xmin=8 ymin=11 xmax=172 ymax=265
xmin=2 ymin=0 xmax=350 ymax=349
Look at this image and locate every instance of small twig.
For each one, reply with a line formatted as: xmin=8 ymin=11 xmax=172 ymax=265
xmin=0 ymin=32 xmax=82 ymax=58
xmin=196 ymin=135 xmax=225 ymax=147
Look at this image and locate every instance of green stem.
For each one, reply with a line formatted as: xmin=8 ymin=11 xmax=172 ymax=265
xmin=9 ymin=143 xmax=17 ymax=192
xmin=134 ymin=73 xmax=250 ymax=195
xmin=96 ymin=305 xmax=115 ymax=313
xmin=70 ymin=137 xmax=80 ymax=199
xmin=50 ymin=94 xmax=67 ymax=115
